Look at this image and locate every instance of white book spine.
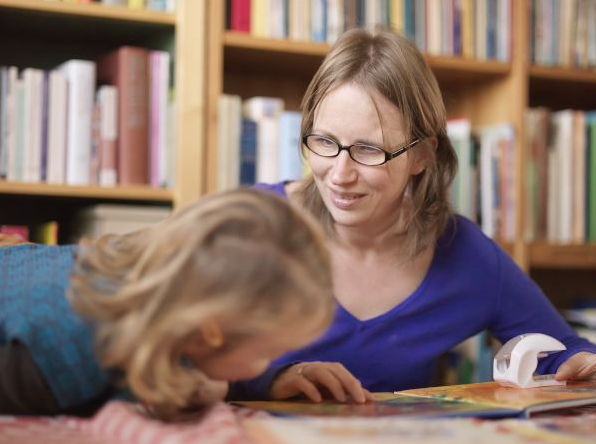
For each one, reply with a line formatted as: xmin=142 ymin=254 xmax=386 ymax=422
xmin=157 ymin=51 xmax=170 ymax=187
xmin=5 ymin=67 xmax=19 ymax=182
xmin=24 ymin=69 xmax=44 ymax=183
xmin=47 ymin=70 xmax=68 ymax=184
xmin=256 ymin=118 xmax=280 ymax=183
xmin=98 ymin=85 xmax=118 ymax=186
xmin=58 ymin=59 xmax=96 ymax=186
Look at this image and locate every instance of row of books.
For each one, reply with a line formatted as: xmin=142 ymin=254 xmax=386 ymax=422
xmin=228 ymin=0 xmax=511 ymax=61
xmin=530 ymin=0 xmax=596 ymax=68
xmin=447 ymin=119 xmax=516 ymax=242
xmin=0 ymin=222 xmax=58 ymax=245
xmin=217 ymin=95 xmax=307 ymax=190
xmin=0 ymin=46 xmax=175 ymax=188
xmin=0 ymin=203 xmax=171 ymax=245
xmin=49 ymin=0 xmax=177 ymax=12
xmin=525 ymin=108 xmax=596 ymax=244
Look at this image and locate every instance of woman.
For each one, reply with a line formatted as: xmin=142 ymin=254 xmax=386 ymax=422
xmin=229 ymin=28 xmax=596 ymax=403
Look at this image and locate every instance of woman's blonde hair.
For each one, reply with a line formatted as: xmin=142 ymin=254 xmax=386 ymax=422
xmin=299 ymin=27 xmax=457 ymax=258
xmin=68 ymin=189 xmax=333 ymax=419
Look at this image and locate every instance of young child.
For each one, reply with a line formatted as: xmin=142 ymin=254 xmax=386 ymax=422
xmin=0 ymin=189 xmax=333 ymax=420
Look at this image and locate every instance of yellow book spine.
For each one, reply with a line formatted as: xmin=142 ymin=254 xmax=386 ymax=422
xmin=128 ymin=0 xmax=145 ymax=9
xmin=462 ymin=0 xmax=474 ymax=58
xmin=390 ymin=0 xmax=404 ymax=34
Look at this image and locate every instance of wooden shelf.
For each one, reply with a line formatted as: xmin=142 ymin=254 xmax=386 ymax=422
xmin=224 ymin=31 xmax=329 ymax=56
xmin=0 ymin=182 xmax=173 ymax=203
xmin=529 ymin=243 xmax=596 ymax=269
xmin=530 ymin=65 xmax=596 ymax=84
xmin=0 ymin=0 xmax=175 ymax=24
xmin=224 ymin=31 xmax=511 ymax=92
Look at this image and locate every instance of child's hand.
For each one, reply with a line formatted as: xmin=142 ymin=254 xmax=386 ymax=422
xmin=270 ymin=361 xmax=373 ymax=403
xmin=555 ymin=352 xmax=596 ymax=381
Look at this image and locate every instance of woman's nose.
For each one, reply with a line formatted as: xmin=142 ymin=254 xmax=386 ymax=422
xmin=330 ymin=151 xmax=357 ymax=185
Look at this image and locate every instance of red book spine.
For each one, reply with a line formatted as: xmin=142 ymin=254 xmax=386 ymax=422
xmin=230 ymin=0 xmax=251 ymax=32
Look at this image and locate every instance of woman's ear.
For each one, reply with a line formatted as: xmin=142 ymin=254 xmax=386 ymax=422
xmin=199 ymin=319 xmax=224 ymax=348
xmin=410 ymin=137 xmax=437 ymax=176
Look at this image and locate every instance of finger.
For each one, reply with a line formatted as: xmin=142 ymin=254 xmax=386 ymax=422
xmin=555 ymin=352 xmax=596 ymax=381
xmin=326 ymin=363 xmax=367 ymax=403
xmin=294 ymin=376 xmax=324 ymax=403
xmin=302 ymin=365 xmax=348 ymax=402
xmin=363 ymin=388 xmax=374 ymax=402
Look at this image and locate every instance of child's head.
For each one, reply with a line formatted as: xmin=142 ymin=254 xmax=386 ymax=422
xmin=69 ymin=189 xmax=333 ymax=418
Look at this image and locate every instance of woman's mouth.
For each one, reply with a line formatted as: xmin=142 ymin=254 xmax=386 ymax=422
xmin=329 ymin=189 xmax=364 ymax=209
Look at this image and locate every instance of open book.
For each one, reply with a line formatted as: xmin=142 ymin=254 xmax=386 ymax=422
xmin=242 ymin=411 xmax=596 ymax=444
xmin=398 ymin=380 xmax=596 ymax=418
xmin=236 ymin=381 xmax=596 ymax=419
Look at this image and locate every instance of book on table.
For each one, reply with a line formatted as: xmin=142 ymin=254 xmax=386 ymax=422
xmin=235 ymin=380 xmax=596 ymax=419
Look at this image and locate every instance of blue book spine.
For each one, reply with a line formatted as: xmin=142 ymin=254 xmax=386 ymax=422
xmin=486 ymin=0 xmax=497 ymax=59
xmin=404 ymin=0 xmax=415 ymax=41
xmin=240 ymin=119 xmax=257 ymax=185
xmin=453 ymin=0 xmax=462 ymax=56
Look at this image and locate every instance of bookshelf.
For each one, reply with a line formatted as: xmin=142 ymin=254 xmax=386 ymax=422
xmin=204 ymin=1 xmax=596 ymax=302
xmin=0 ymin=0 xmax=207 ymax=242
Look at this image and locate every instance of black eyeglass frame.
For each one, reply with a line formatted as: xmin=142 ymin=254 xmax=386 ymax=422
xmin=302 ymin=134 xmax=422 ymax=166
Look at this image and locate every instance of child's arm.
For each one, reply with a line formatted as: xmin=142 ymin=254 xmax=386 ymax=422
xmin=0 ymin=341 xmax=60 ymax=415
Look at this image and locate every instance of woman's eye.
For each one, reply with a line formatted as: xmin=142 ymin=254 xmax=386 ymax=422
xmin=319 ymin=138 xmax=335 ymax=147
xmin=359 ymin=145 xmax=381 ymax=154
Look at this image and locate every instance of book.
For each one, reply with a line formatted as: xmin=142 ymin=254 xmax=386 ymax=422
xmin=397 ymin=380 xmax=596 ymax=418
xmin=96 ymin=85 xmax=118 ymax=186
xmin=73 ymin=204 xmax=171 ymax=240
xmin=243 ymin=415 xmax=540 ymax=444
xmin=239 ymin=118 xmax=257 ymax=185
xmin=243 ymin=410 xmax=596 ymax=444
xmin=229 ymin=0 xmax=251 ymax=32
xmin=0 ymin=224 xmax=29 ymax=241
xmin=46 ymin=69 xmax=68 ymax=184
xmin=97 ymin=46 xmax=149 ymax=185
xmin=237 ymin=381 xmax=596 ymax=419
xmin=57 ymin=59 xmax=96 ymax=186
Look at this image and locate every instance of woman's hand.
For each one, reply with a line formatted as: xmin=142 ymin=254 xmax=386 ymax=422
xmin=270 ymin=361 xmax=373 ymax=403
xmin=555 ymin=352 xmax=596 ymax=381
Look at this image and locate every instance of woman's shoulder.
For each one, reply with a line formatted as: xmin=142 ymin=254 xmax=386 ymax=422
xmin=254 ymin=180 xmax=304 ymax=199
xmin=438 ymin=215 xmax=503 ymax=263
xmin=253 ymin=181 xmax=288 ymax=197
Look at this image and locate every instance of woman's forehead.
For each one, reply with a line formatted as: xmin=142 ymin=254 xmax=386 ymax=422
xmin=313 ymin=83 xmax=407 ymax=138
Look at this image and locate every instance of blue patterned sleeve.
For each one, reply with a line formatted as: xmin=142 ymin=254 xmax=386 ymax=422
xmin=0 ymin=244 xmax=109 ymax=409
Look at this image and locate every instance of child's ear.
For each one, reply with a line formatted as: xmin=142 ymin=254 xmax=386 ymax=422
xmin=410 ymin=137 xmax=436 ymax=176
xmin=200 ymin=319 xmax=224 ymax=348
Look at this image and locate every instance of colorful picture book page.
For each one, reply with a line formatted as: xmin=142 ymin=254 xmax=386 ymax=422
xmin=397 ymin=380 xmax=596 ymax=416
xmin=499 ymin=413 xmax=596 ymax=444
xmin=235 ymin=392 xmax=518 ymax=418
xmin=242 ymin=416 xmax=547 ymax=444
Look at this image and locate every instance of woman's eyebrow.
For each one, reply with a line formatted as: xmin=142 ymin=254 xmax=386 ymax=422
xmin=311 ymin=129 xmax=384 ymax=147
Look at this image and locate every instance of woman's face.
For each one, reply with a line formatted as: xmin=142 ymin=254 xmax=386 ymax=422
xmin=307 ymin=83 xmax=426 ymax=235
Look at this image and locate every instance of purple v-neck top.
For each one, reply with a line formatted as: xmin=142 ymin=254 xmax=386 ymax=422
xmin=228 ymin=182 xmax=596 ymax=400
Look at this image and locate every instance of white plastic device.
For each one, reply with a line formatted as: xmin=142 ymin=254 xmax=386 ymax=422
xmin=493 ymin=333 xmax=567 ymax=388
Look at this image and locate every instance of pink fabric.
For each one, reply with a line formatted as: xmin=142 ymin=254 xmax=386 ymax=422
xmin=0 ymin=402 xmax=261 ymax=444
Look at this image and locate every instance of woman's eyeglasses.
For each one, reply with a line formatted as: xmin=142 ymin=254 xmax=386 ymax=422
xmin=302 ymin=134 xmax=421 ymax=166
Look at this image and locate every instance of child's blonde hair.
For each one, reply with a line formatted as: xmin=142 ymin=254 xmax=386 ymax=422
xmin=68 ymin=189 xmax=333 ymax=418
